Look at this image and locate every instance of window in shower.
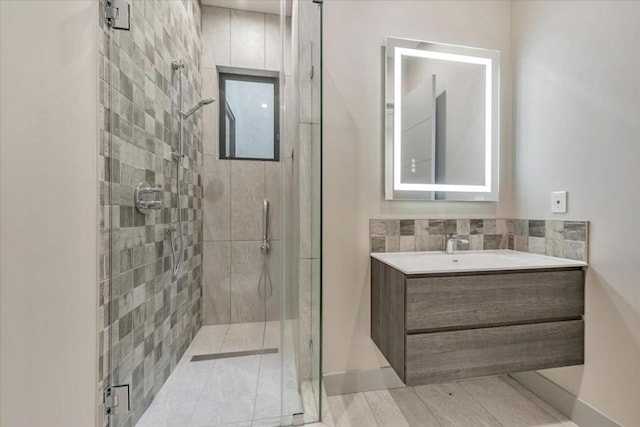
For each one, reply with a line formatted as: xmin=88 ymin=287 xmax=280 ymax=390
xmin=219 ymin=72 xmax=280 ymax=161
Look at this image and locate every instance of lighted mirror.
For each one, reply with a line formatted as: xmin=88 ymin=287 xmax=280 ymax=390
xmin=385 ymin=37 xmax=500 ymax=201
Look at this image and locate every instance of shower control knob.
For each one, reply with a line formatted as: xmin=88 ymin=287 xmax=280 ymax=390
xmin=134 ymin=182 xmax=163 ymax=215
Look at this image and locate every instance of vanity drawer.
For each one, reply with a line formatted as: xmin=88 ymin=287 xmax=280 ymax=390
xmin=405 ymin=320 xmax=584 ymax=386
xmin=405 ymin=269 xmax=584 ymax=332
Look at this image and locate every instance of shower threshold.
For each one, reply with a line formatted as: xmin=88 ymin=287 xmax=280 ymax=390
xmin=191 ymin=347 xmax=278 ymax=362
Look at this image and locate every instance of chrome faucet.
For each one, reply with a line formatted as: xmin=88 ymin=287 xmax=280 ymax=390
xmin=446 ymin=233 xmax=470 ymax=254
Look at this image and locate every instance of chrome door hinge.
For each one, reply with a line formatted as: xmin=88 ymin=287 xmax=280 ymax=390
xmin=105 ymin=0 xmax=131 ymax=31
xmin=104 ymin=385 xmax=130 ymax=415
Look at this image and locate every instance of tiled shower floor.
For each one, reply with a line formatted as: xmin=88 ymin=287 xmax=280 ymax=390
xmin=137 ymin=321 xmax=313 ymax=427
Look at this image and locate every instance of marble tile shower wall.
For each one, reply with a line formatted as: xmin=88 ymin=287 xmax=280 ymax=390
xmin=369 ymin=218 xmax=588 ymax=262
xmin=200 ymin=6 xmax=291 ymax=325
xmin=98 ymin=1 xmax=203 ymax=426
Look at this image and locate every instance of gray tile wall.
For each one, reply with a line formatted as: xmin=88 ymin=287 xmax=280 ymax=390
xmin=200 ymin=6 xmax=291 ymax=325
xmin=370 ymin=218 xmax=588 ymax=262
xmin=98 ymin=1 xmax=204 ymax=425
xmin=513 ymin=219 xmax=589 ymax=261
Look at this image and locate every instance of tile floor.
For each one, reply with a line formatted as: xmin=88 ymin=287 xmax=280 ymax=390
xmin=138 ymin=323 xmax=576 ymax=427
xmin=137 ymin=321 xmax=317 ymax=427
xmin=321 ymin=375 xmax=579 ymax=427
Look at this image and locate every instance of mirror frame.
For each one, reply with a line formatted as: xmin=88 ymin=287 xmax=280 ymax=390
xmin=384 ymin=37 xmax=500 ymax=201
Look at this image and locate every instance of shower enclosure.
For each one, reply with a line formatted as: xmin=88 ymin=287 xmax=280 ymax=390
xmin=98 ymin=0 xmax=322 ymax=425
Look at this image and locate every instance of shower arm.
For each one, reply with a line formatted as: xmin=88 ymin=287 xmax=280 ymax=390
xmin=179 ymin=106 xmax=198 ymax=119
xmin=179 ymin=98 xmax=216 ymax=119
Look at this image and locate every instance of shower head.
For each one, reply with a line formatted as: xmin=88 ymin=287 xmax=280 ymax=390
xmin=180 ymin=98 xmax=216 ymax=118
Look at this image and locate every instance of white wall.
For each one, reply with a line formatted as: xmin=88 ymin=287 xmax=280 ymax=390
xmin=323 ymin=0 xmax=512 ymax=375
xmin=511 ymin=1 xmax=640 ymax=425
xmin=0 ymin=1 xmax=99 ymax=426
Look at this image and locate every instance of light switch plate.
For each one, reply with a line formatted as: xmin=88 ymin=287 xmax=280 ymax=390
xmin=551 ymin=191 xmax=567 ymax=213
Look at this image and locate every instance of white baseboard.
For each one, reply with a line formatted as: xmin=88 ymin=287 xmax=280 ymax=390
xmin=510 ymin=372 xmax=621 ymax=427
xmin=323 ymin=366 xmax=404 ymax=396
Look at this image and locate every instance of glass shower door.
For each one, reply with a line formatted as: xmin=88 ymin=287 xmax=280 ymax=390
xmin=103 ymin=1 xmax=231 ymax=425
xmin=102 ymin=0 xmax=321 ymax=425
xmin=281 ymin=0 xmax=323 ymax=424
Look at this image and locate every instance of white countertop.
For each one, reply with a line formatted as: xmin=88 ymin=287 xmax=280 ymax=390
xmin=370 ymin=250 xmax=587 ymax=275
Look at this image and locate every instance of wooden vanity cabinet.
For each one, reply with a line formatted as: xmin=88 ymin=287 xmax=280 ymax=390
xmin=371 ymin=258 xmax=585 ymax=386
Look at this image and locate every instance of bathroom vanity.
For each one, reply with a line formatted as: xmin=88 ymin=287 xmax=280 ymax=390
xmin=370 ymin=250 xmax=586 ymax=386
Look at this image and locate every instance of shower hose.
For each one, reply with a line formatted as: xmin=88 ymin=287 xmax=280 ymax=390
xmin=258 ymin=247 xmax=273 ymax=300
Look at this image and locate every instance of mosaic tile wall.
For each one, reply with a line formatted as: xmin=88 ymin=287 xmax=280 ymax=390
xmin=370 ymin=218 xmax=588 ymax=262
xmin=98 ymin=0 xmax=203 ymax=425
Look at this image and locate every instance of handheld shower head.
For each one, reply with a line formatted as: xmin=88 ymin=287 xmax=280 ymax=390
xmin=180 ymin=98 xmax=216 ymax=118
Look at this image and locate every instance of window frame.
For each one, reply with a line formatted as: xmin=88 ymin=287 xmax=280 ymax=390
xmin=218 ymin=72 xmax=280 ymax=162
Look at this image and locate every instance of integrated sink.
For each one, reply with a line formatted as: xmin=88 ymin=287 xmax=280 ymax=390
xmin=371 ymin=249 xmax=587 ymax=275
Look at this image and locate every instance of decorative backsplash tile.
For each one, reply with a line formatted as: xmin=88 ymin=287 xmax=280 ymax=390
xmin=515 ymin=219 xmax=588 ymax=261
xmin=370 ymin=218 xmax=588 ymax=262
xmin=370 ymin=218 xmax=512 ymax=253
